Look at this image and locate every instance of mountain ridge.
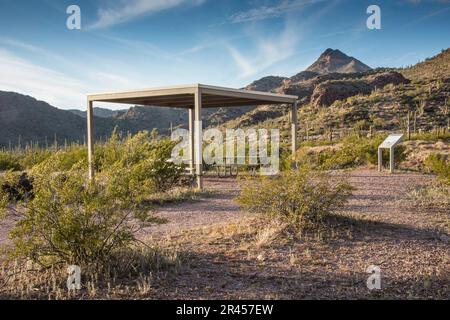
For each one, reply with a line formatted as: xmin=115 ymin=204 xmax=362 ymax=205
xmin=1 ymin=48 xmax=448 ymax=148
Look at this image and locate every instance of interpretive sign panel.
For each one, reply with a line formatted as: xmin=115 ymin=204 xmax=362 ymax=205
xmin=379 ymin=134 xmax=403 ymax=149
xmin=378 ymin=133 xmax=404 ymax=173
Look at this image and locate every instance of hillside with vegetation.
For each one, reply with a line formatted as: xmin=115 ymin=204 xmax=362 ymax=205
xmin=402 ymin=48 xmax=450 ymax=81
xmin=219 ymin=48 xmax=450 ymax=143
xmin=0 ymin=91 xmax=115 ymax=147
xmin=2 ymin=48 xmax=448 ymax=149
xmin=0 ymin=48 xmax=449 ymax=300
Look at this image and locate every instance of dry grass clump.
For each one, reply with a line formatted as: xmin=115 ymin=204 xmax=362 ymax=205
xmin=405 ymin=153 xmax=450 ymax=230
xmin=253 ymin=220 xmax=286 ymax=248
xmin=144 ymin=186 xmax=206 ymax=205
xmin=0 ymin=244 xmax=183 ymax=299
xmin=407 ymin=181 xmax=450 ymax=209
xmin=424 ymin=153 xmax=450 ymax=184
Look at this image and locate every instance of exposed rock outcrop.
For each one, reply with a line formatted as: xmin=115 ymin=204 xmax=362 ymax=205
xmin=310 ymin=71 xmax=410 ymax=107
xmin=245 ymin=76 xmax=288 ymax=92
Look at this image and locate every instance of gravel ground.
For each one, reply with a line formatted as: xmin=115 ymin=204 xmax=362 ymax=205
xmin=1 ymin=168 xmax=448 ymax=299
xmin=144 ymin=168 xmax=442 ymax=239
xmin=141 ymin=176 xmax=247 ymax=238
xmin=142 ymin=168 xmax=450 ymax=299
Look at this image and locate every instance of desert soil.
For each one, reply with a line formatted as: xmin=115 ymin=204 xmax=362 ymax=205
xmin=143 ymin=169 xmax=449 ymax=299
xmin=0 ymin=168 xmax=448 ymax=299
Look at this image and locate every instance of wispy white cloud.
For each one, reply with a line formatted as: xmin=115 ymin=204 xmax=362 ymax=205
xmin=400 ymin=0 xmax=450 ymax=29
xmin=226 ymin=0 xmax=339 ymax=78
xmin=225 ymin=45 xmax=256 ymax=77
xmin=0 ymin=37 xmax=88 ymax=72
xmin=229 ymin=0 xmax=324 ymax=23
xmin=93 ymin=33 xmax=182 ymax=62
xmin=0 ymin=43 xmax=145 ymax=109
xmin=412 ymin=6 xmax=450 ymax=22
xmin=90 ymin=0 xmax=206 ymax=29
xmin=225 ymin=19 xmax=300 ymax=78
xmin=0 ymin=48 xmax=87 ymax=108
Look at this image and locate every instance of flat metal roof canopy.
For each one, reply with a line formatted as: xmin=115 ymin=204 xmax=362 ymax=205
xmin=86 ymin=83 xmax=299 ymax=190
xmin=88 ymin=83 xmax=298 ymax=108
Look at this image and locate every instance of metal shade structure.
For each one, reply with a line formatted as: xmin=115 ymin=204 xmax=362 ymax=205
xmin=86 ymin=83 xmax=299 ymax=189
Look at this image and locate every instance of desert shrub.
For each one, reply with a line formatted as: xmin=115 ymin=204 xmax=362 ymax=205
xmin=295 ymin=134 xmax=408 ymax=170
xmin=299 ymin=140 xmax=335 ymax=148
xmin=0 ymin=168 xmax=162 ymax=270
xmin=18 ymin=148 xmax=53 ymax=169
xmin=0 ymin=128 xmax=188 ymax=272
xmin=0 ymin=130 xmax=187 ymax=271
xmin=294 ymin=146 xmax=335 ymax=168
xmin=1 ymin=148 xmax=74 ymax=172
xmin=406 ymin=180 xmax=450 ymax=211
xmin=424 ymin=153 xmax=450 ymax=184
xmin=237 ymin=167 xmax=353 ymax=232
xmin=30 ymin=145 xmax=87 ymax=174
xmin=95 ymin=129 xmax=154 ymax=170
xmin=321 ymin=144 xmax=367 ymax=169
xmin=0 ymin=171 xmax=34 ymax=202
xmin=0 ymin=152 xmax=22 ymax=171
xmin=0 ymin=244 xmax=182 ymax=299
xmin=410 ymin=131 xmax=450 ymax=143
xmin=322 ymin=134 xmax=389 ymax=169
xmin=28 ymin=130 xmax=186 ymax=193
xmin=96 ymin=130 xmax=185 ymax=192
xmin=404 ymin=154 xmax=449 ymax=221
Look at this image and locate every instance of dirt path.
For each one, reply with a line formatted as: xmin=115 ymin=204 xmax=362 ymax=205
xmin=1 ymin=168 xmax=448 ymax=299
xmin=1 ymin=169 xmax=442 ymax=243
xmin=142 ymin=176 xmax=247 ymax=238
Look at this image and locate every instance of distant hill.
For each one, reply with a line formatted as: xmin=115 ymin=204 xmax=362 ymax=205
xmin=114 ymin=106 xmax=188 ymax=133
xmin=306 ymin=49 xmax=372 ymax=74
xmin=68 ymin=107 xmax=126 ymax=118
xmin=0 ymin=91 xmax=113 ymax=147
xmin=1 ymin=48 xmax=448 ymax=148
xmin=288 ymin=71 xmax=320 ymax=83
xmin=245 ymin=76 xmax=288 ymax=92
xmin=0 ymin=91 xmax=195 ymax=148
xmin=0 ymin=92 xmax=250 ymax=148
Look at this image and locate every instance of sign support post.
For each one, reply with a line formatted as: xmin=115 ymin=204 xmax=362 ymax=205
xmin=378 ymin=134 xmax=403 ymax=174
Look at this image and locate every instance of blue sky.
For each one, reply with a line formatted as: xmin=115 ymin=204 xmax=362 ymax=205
xmin=0 ymin=0 xmax=449 ymax=109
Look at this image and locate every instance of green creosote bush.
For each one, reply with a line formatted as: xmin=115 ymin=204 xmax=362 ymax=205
xmin=424 ymin=153 xmax=450 ymax=185
xmin=0 ymin=130 xmax=186 ymax=271
xmin=96 ymin=130 xmax=186 ymax=192
xmin=410 ymin=131 xmax=450 ymax=143
xmin=0 ymin=168 xmax=163 ymax=271
xmin=0 ymin=152 xmax=22 ymax=171
xmin=29 ymin=129 xmax=186 ymax=193
xmin=30 ymin=146 xmax=87 ymax=175
xmin=295 ymin=134 xmax=408 ymax=170
xmin=17 ymin=148 xmax=53 ymax=170
xmin=237 ymin=166 xmax=353 ymax=232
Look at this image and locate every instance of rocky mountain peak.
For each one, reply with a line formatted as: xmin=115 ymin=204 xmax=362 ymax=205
xmin=306 ymin=48 xmax=372 ymax=74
